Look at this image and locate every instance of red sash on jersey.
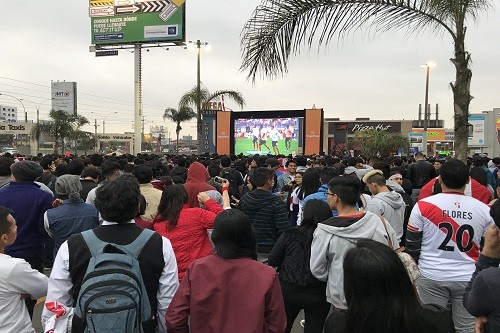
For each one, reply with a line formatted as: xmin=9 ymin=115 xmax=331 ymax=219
xmin=418 ymin=201 xmax=479 ymax=261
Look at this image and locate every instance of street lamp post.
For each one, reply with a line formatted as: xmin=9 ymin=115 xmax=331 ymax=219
xmin=420 ymin=62 xmax=436 ymax=156
xmin=90 ymin=111 xmax=118 ymax=134
xmin=20 ymin=99 xmax=51 ymax=153
xmin=188 ymin=40 xmax=210 ymax=155
xmin=0 ymin=93 xmax=26 ymax=123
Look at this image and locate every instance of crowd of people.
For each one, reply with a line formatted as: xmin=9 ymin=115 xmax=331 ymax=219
xmin=0 ymin=150 xmax=499 ymax=333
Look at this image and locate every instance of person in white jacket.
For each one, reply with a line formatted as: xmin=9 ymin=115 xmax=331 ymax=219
xmin=0 ymin=206 xmax=48 ymax=333
xmin=310 ymin=177 xmax=399 ymax=310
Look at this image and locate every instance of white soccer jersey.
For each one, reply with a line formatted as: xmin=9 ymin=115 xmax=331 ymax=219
xmin=408 ymin=193 xmax=493 ymax=281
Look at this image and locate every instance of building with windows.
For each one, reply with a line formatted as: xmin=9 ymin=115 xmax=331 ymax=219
xmin=0 ymin=105 xmax=18 ymax=122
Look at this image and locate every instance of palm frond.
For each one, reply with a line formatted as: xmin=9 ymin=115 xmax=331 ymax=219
xmin=206 ymin=90 xmax=246 ymax=109
xmin=241 ymin=0 xmax=461 ymax=81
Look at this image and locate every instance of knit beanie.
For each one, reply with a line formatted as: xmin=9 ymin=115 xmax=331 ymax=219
xmin=199 ymin=190 xmax=223 ymax=209
xmin=11 ymin=161 xmax=43 ymax=182
xmin=55 ymin=175 xmax=83 ymax=200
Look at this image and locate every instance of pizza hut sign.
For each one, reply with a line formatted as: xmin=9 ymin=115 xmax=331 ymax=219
xmin=352 ymin=124 xmax=393 ymax=132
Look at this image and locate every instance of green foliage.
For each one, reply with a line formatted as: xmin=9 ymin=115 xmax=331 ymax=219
xmin=32 ymin=110 xmax=89 ymax=154
xmin=241 ymin=0 xmax=490 ymax=159
xmin=179 ymin=84 xmax=245 ymax=111
xmin=347 ymin=130 xmax=409 ymax=157
xmin=163 ymin=106 xmax=197 ymax=153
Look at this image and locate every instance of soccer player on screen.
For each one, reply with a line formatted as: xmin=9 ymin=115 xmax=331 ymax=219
xmin=252 ymin=126 xmax=260 ymax=150
xmin=284 ymin=125 xmax=293 ymax=151
xmin=270 ymin=125 xmax=280 ymax=155
xmin=259 ymin=126 xmax=270 ymax=151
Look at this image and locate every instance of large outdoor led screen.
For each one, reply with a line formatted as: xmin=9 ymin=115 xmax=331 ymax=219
xmin=234 ymin=117 xmax=304 ymax=155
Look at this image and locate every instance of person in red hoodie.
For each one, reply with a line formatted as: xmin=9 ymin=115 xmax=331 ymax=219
xmin=153 ymin=182 xmax=231 ymax=280
xmin=184 ymin=161 xmax=217 ymax=207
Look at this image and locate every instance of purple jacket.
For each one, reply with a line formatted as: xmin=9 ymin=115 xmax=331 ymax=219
xmin=0 ymin=182 xmax=53 ymax=259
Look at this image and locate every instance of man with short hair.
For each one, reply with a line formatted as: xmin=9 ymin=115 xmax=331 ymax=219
xmin=220 ymin=155 xmax=244 ymax=200
xmin=363 ymin=170 xmax=406 ymax=245
xmin=303 ymin=167 xmax=340 ymax=209
xmin=238 ymin=167 xmax=289 ymax=254
xmin=133 ymin=165 xmax=163 ymax=220
xmin=406 ymin=152 xmax=436 ymax=202
xmin=0 ymin=206 xmax=49 ymax=333
xmin=42 ymin=175 xmax=179 ymax=332
xmin=276 ymin=159 xmax=297 ymax=197
xmin=0 ymin=160 xmax=53 ymax=316
xmin=406 ymin=159 xmax=493 ymax=333
xmin=85 ymin=161 xmax=122 ymax=205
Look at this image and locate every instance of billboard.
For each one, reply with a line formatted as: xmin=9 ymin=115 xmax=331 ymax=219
xmin=89 ymin=0 xmax=185 ymax=45
xmin=51 ymin=82 xmax=77 ymax=115
xmin=411 ymin=128 xmax=446 ymax=141
xmin=468 ymin=114 xmax=485 ymax=146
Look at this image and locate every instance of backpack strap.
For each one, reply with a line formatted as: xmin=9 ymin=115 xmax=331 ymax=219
xmin=81 ymin=228 xmax=156 ymax=259
xmin=81 ymin=230 xmax=106 ymax=257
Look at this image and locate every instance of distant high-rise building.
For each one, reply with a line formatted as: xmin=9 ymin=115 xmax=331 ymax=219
xmin=0 ymin=105 xmax=18 ymax=122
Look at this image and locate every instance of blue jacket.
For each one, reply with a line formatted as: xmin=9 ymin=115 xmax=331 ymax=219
xmin=0 ymin=182 xmax=54 ymax=259
xmin=303 ymin=185 xmax=338 ymax=217
xmin=45 ymin=199 xmax=100 ymax=257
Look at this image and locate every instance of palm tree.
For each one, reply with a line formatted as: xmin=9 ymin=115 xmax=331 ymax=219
xmin=163 ymin=106 xmax=197 ymax=153
xmin=179 ymin=84 xmax=245 ymax=153
xmin=32 ymin=110 xmax=89 ymax=154
xmin=241 ymin=0 xmax=488 ymax=160
xmin=348 ymin=129 xmax=409 ymax=157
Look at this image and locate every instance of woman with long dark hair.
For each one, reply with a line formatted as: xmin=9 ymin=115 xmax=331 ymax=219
xmin=324 ymin=238 xmax=454 ymax=333
xmin=166 ymin=209 xmax=286 ymax=333
xmin=268 ymin=199 xmax=332 ymax=333
xmin=153 ymin=183 xmax=230 ymax=280
xmin=293 ymin=168 xmax=321 ymax=225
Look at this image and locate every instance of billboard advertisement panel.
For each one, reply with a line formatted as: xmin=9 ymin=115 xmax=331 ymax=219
xmin=89 ymin=0 xmax=185 ymax=45
xmin=51 ymin=82 xmax=77 ymax=115
xmin=468 ymin=114 xmax=485 ymax=146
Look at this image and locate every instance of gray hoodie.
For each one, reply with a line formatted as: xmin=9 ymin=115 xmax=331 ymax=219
xmin=365 ymin=191 xmax=405 ymax=243
xmin=310 ymin=211 xmax=399 ymax=309
xmin=344 ymin=165 xmax=374 ymax=180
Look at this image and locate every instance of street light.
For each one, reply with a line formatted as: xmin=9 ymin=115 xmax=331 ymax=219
xmin=90 ymin=111 xmax=118 ymax=134
xmin=420 ymin=62 xmax=436 ymax=156
xmin=20 ymin=98 xmax=52 ymax=152
xmin=188 ymin=39 xmax=210 ymax=154
xmin=0 ymin=93 xmax=26 ymax=123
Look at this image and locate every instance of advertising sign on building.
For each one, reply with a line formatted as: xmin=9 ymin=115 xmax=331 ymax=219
xmin=409 ymin=133 xmax=423 ymax=152
xmin=201 ymin=110 xmax=216 ymax=154
xmin=89 ymin=0 xmax=185 ymax=45
xmin=0 ymin=122 xmax=32 ymax=135
xmin=468 ymin=114 xmax=486 ymax=146
xmin=411 ymin=128 xmax=446 ymax=141
xmin=51 ymin=82 xmax=77 ymax=115
xmin=328 ymin=121 xmax=402 ymax=134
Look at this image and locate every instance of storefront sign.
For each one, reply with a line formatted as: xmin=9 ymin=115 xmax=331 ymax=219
xmin=411 ymin=128 xmax=446 ymax=141
xmin=0 ymin=122 xmax=32 ymax=135
xmin=328 ymin=121 xmax=402 ymax=134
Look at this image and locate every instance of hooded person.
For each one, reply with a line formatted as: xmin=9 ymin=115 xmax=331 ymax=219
xmin=310 ymin=177 xmax=399 ymax=309
xmin=184 ymin=162 xmax=217 ymax=208
xmin=363 ymin=170 xmax=406 ymax=245
xmin=44 ymin=175 xmax=99 ymax=257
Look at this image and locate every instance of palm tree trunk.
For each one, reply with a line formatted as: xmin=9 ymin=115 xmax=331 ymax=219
xmin=176 ymin=130 xmax=180 ymax=153
xmin=450 ymin=29 xmax=472 ymax=161
xmin=54 ymin=135 xmax=59 ymax=155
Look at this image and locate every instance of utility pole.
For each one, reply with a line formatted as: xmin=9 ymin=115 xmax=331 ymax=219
xmin=94 ymin=119 xmax=98 ymax=153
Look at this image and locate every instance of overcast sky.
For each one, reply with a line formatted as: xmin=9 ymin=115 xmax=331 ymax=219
xmin=1 ymin=0 xmax=499 ymax=138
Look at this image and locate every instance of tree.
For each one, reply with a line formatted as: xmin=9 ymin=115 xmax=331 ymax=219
xmin=241 ymin=0 xmax=488 ymax=160
xmin=163 ymin=106 xmax=197 ymax=153
xmin=69 ymin=130 xmax=94 ymax=155
xmin=179 ymin=84 xmax=245 ymax=153
xmin=32 ymin=110 xmax=89 ymax=154
xmin=347 ymin=130 xmax=409 ymax=157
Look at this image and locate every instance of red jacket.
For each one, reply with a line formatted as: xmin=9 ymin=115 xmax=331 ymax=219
xmin=418 ymin=177 xmax=493 ymax=204
xmin=184 ymin=162 xmax=217 ymax=208
xmin=166 ymin=255 xmax=287 ymax=333
xmin=153 ymin=199 xmax=223 ymax=280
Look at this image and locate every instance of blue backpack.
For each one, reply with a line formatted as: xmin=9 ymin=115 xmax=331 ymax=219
xmin=74 ymin=229 xmax=155 ymax=333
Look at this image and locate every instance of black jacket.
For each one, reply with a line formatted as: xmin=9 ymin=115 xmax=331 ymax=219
xmin=238 ymin=189 xmax=289 ymax=253
xmin=463 ymin=254 xmax=500 ymax=333
xmin=268 ymin=227 xmax=326 ymax=292
xmin=406 ymin=160 xmax=436 ymax=189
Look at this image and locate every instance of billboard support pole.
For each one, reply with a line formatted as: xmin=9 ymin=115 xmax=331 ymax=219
xmin=134 ymin=44 xmax=142 ymax=155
